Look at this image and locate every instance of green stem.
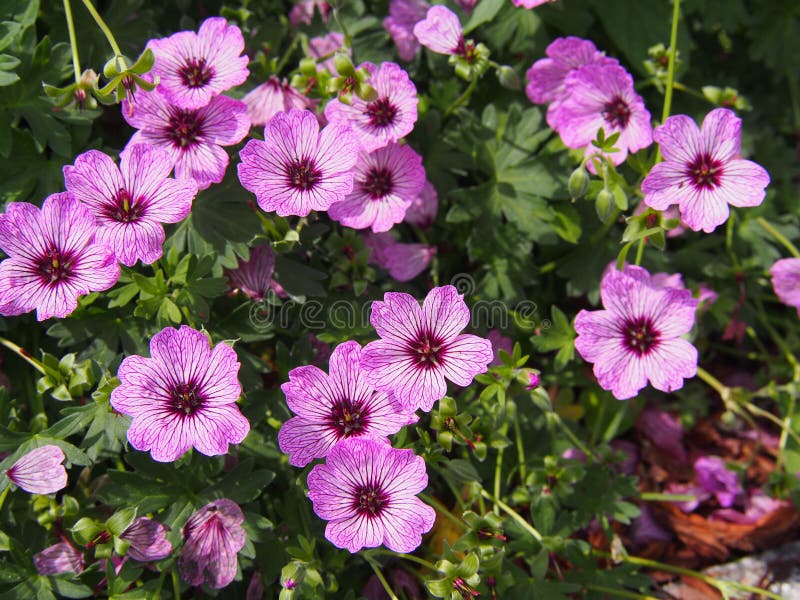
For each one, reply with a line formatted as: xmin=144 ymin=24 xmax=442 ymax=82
xmin=672 ymin=81 xmax=705 ymax=101
xmin=171 ymin=567 xmax=181 ymax=600
xmin=0 ymin=336 xmax=46 ymax=375
xmin=547 ymin=411 xmax=593 ymax=458
xmin=419 ymin=493 xmax=464 ymax=529
xmin=777 ymin=391 xmax=796 ymax=470
xmin=331 ymin=7 xmax=351 ymax=46
xmin=584 ymin=584 xmax=660 ymax=600
xmin=640 ymin=492 xmax=696 ymax=502
xmin=695 ymin=366 xmax=727 ymax=398
xmin=63 ymin=0 xmax=81 ymax=82
xmin=365 ymin=556 xmax=399 ymax=600
xmin=661 ymin=0 xmax=681 ymax=124
xmin=634 ymin=238 xmax=645 ymax=265
xmin=604 ymin=552 xmax=784 ymax=600
xmin=80 ymin=0 xmax=123 ymax=58
xmin=0 ymin=487 xmax=9 ymax=514
xmin=513 ymin=416 xmax=527 ymax=482
xmin=274 ymin=34 xmax=300 ymax=75
xmin=445 ymin=77 xmax=479 ymax=117
xmin=492 ymin=445 xmax=503 ymax=516
xmin=479 ymin=489 xmax=542 ymax=542
xmin=754 ymin=298 xmax=800 ymax=373
xmin=757 ymin=217 xmax=800 ymax=258
xmin=368 ymin=549 xmax=438 ymax=571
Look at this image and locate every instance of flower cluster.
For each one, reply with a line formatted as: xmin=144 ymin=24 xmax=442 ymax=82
xmin=279 ymin=285 xmax=493 ymax=552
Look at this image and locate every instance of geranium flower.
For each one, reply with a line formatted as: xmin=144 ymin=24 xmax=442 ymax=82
xmin=549 ymin=63 xmax=653 ymax=167
xmin=289 ymin=0 xmax=330 ymax=27
xmin=770 ymin=258 xmax=800 ymax=316
xmin=224 ymin=244 xmax=276 ymax=301
xmin=178 ymin=499 xmax=246 ymax=589
xmin=694 ymin=456 xmax=742 ymax=508
xmin=383 ymin=0 xmax=429 ymax=61
xmin=574 ymin=264 xmax=698 ymax=400
xmin=243 ymin=77 xmax=314 ymax=127
xmin=0 ymin=193 xmax=119 ymax=321
xmin=309 ymin=32 xmax=349 ymax=74
xmin=279 ymin=341 xmax=415 ymax=467
xmin=307 ymin=437 xmax=436 ymax=553
xmin=405 ymin=180 xmax=438 ymax=228
xmin=324 ymin=62 xmax=418 ymax=152
xmin=123 ymin=89 xmax=250 ymax=190
xmin=64 ymin=145 xmax=198 ymax=266
xmin=487 ymin=330 xmax=513 ymax=367
xmin=147 ymin=17 xmax=249 ymax=110
xmin=413 ymin=6 xmax=464 ymax=56
xmin=34 ymin=542 xmax=84 ymax=576
xmin=642 ymin=108 xmax=770 ymax=232
xmin=329 ymin=143 xmax=425 ymax=233
xmin=525 ymin=36 xmax=618 ymax=106
xmin=110 ymin=325 xmax=249 ymax=462
xmin=121 ymin=517 xmax=172 ymax=562
xmin=238 ymin=109 xmax=358 ymax=217
xmin=365 ymin=232 xmax=436 ymax=282
xmin=361 ymin=285 xmax=493 ymax=411
xmin=5 ymin=445 xmax=67 ymax=494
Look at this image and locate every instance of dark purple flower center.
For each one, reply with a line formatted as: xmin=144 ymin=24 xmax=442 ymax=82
xmin=286 ymin=157 xmax=321 ymax=191
xmin=329 ymin=398 xmax=369 ymax=437
xmin=170 ymin=382 xmax=203 ymax=416
xmin=365 ymin=97 xmax=398 ymax=128
xmin=178 ymin=57 xmax=214 ymax=89
xmin=36 ymin=247 xmax=73 ymax=285
xmin=167 ymin=108 xmax=203 ymax=149
xmin=410 ymin=333 xmax=445 ymax=369
xmin=622 ymin=316 xmax=660 ymax=356
xmin=455 ymin=38 xmax=476 ymax=62
xmin=105 ymin=188 xmax=145 ymax=223
xmin=353 ymin=484 xmax=388 ymax=517
xmin=686 ymin=152 xmax=723 ymax=190
xmin=602 ymin=96 xmax=631 ymax=129
xmin=362 ymin=167 xmax=394 ymax=199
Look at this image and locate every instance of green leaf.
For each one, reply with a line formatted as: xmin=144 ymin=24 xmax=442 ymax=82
xmin=274 ymin=255 xmax=327 ymax=298
xmin=463 ymin=0 xmax=505 ymax=33
xmin=106 ymin=507 xmax=138 ymax=537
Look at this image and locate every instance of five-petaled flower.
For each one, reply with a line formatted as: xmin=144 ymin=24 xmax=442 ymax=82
xmin=0 ymin=193 xmax=120 ymax=321
xmin=307 ymin=437 xmax=436 ymax=553
xmin=642 ymin=108 xmax=770 ymax=233
xmin=110 ymin=325 xmax=249 ymax=462
xmin=279 ymin=340 xmax=416 ymax=467
xmin=574 ymin=264 xmax=698 ymax=400
xmin=5 ymin=445 xmax=68 ymax=495
xmin=361 ymin=285 xmax=494 ymax=412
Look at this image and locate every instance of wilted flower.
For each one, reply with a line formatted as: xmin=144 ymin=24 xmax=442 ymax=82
xmin=383 ymin=0 xmax=429 ymax=61
xmin=121 ymin=517 xmax=172 ymax=562
xmin=0 ymin=193 xmax=120 ymax=321
xmin=641 ymin=108 xmax=770 ymax=233
xmin=279 ymin=341 xmax=416 ymax=467
xmin=324 ymin=62 xmax=418 ymax=152
xmin=64 ymin=145 xmax=198 ymax=266
xmin=238 ymin=109 xmax=358 ymax=217
xmin=123 ymin=89 xmax=250 ymax=190
xmin=770 ymin=258 xmax=800 ymax=316
xmin=712 ymin=490 xmax=788 ymax=524
xmin=329 ymin=143 xmax=426 ymax=233
xmin=110 ymin=325 xmax=249 ymax=462
xmin=694 ymin=456 xmax=742 ymax=508
xmin=147 ymin=17 xmax=249 ymax=110
xmin=33 ymin=542 xmax=84 ymax=576
xmin=5 ymin=445 xmax=67 ymax=494
xmin=361 ymin=285 xmax=494 ymax=411
xmin=307 ymin=437 xmax=436 ymax=552
xmin=574 ymin=264 xmax=698 ymax=400
xmin=179 ymin=499 xmax=246 ymax=589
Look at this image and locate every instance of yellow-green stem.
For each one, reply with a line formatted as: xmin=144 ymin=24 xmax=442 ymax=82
xmin=80 ymin=0 xmax=123 ymax=58
xmin=171 ymin=567 xmax=181 ymax=600
xmin=63 ymin=0 xmax=81 ymax=82
xmin=368 ymin=549 xmax=438 ymax=571
xmin=513 ymin=416 xmax=527 ymax=481
xmin=419 ymin=493 xmax=463 ymax=529
xmin=695 ymin=366 xmax=727 ymax=397
xmin=365 ymin=556 xmax=399 ymax=600
xmin=445 ymin=77 xmax=479 ymax=116
xmin=655 ymin=0 xmax=681 ymax=163
xmin=584 ymin=584 xmax=660 ymax=600
xmin=757 ymin=217 xmax=800 ymax=258
xmin=493 ymin=445 xmax=503 ymax=516
xmin=0 ymin=336 xmax=45 ymax=375
xmin=479 ymin=489 xmax=542 ymax=542
xmin=634 ymin=238 xmax=645 ymax=265
xmin=777 ymin=392 xmax=796 ymax=470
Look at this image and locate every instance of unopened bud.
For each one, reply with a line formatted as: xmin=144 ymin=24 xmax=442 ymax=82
xmin=496 ymin=65 xmax=520 ymax=90
xmin=568 ymin=167 xmax=589 ymax=201
xmin=595 ymin=188 xmax=614 ymax=222
xmin=333 ymin=52 xmax=355 ymax=77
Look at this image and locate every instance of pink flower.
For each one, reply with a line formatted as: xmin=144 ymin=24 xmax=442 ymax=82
xmin=642 ymin=108 xmax=770 ymax=233
xmin=404 ymin=180 xmax=438 ymax=228
xmin=64 ymin=145 xmax=197 ymax=266
xmin=329 ymin=143 xmax=425 ymax=232
xmin=694 ymin=456 xmax=742 ymax=508
xmin=34 ymin=542 xmax=84 ymax=576
xmin=630 ymin=505 xmax=672 ymax=545
xmin=361 ymin=285 xmax=493 ymax=412
xmin=636 ymin=407 xmax=687 ymax=463
xmin=279 ymin=341 xmax=416 ymax=467
xmin=289 ymin=0 xmax=331 ymax=27
xmin=123 ymin=89 xmax=250 ymax=191
xmin=243 ymin=77 xmax=313 ymax=127
xmin=225 ymin=244 xmax=276 ymax=301
xmin=770 ymin=258 xmax=800 ymax=316
xmin=178 ymin=499 xmax=246 ymax=589
xmin=324 ymin=62 xmax=418 ymax=152
xmin=454 ymin=0 xmax=478 ymax=11
xmin=549 ymin=63 xmax=652 ymax=167
xmin=574 ymin=264 xmax=698 ymax=400
xmin=121 ymin=517 xmax=172 ymax=562
xmin=110 ymin=325 xmax=249 ymax=462
xmin=413 ymin=6 xmax=464 ymax=56
xmin=307 ymin=437 xmax=435 ymax=553
xmin=711 ymin=490 xmax=788 ymax=524
xmin=525 ymin=37 xmax=618 ymax=106
xmin=487 ymin=330 xmax=513 ymax=367
xmin=309 ymin=32 xmax=348 ymax=74
xmin=0 ymin=194 xmax=120 ymax=321
xmin=364 ymin=232 xmax=435 ymax=282
xmin=238 ymin=109 xmax=358 ymax=217
xmin=512 ymin=0 xmax=554 ymax=7
xmin=383 ymin=0 xmax=429 ymax=61
xmin=5 ymin=445 xmax=67 ymax=494
xmin=525 ymin=372 xmax=540 ymax=390
xmin=147 ymin=17 xmax=249 ymax=110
